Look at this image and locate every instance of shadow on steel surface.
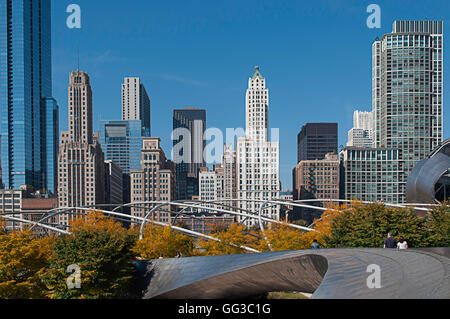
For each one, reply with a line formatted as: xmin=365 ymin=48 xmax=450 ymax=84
xmin=134 ymin=248 xmax=450 ymax=299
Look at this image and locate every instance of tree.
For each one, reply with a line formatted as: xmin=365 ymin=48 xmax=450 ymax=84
xmin=300 ymin=204 xmax=346 ymax=249
xmin=422 ymin=202 xmax=450 ymax=247
xmin=197 ymin=223 xmax=255 ymax=255
xmin=41 ymin=211 xmax=137 ymax=299
xmin=133 ymin=224 xmax=195 ymax=259
xmin=254 ymin=223 xmax=307 ymax=252
xmin=0 ymin=231 xmax=53 ymax=299
xmin=325 ymin=203 xmax=427 ymax=248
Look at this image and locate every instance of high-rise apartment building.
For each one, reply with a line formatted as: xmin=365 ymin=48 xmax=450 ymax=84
xmin=340 ymin=147 xmax=404 ymax=203
xmin=58 ymin=71 xmax=105 ymax=225
xmin=236 ymin=67 xmax=280 ymax=227
xmin=372 ymin=21 xmax=443 ymax=178
xmin=0 ymin=0 xmax=59 ymax=193
xmin=297 ymin=123 xmax=338 ymax=162
xmin=122 ymin=77 xmax=151 ymax=136
xmin=130 ymin=137 xmax=176 ymax=223
xmin=173 ymin=107 xmax=206 ymax=200
xmin=347 ymin=110 xmax=374 ymax=147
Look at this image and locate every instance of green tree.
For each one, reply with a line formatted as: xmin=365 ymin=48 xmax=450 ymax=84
xmin=422 ymin=202 xmax=450 ymax=247
xmin=41 ymin=212 xmax=137 ymax=299
xmin=326 ymin=203 xmax=428 ymax=248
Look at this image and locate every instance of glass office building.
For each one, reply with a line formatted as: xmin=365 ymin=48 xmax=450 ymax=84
xmin=99 ymin=120 xmax=147 ymax=175
xmin=0 ymin=0 xmax=58 ymax=193
xmin=173 ymin=108 xmax=206 ymax=200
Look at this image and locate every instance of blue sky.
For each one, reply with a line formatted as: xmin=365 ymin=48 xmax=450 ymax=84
xmin=51 ymin=0 xmax=450 ymax=190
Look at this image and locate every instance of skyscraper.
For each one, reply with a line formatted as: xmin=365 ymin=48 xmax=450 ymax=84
xmin=340 ymin=147 xmax=404 ymax=203
xmin=236 ymin=67 xmax=280 ymax=227
xmin=173 ymin=107 xmax=206 ymax=200
xmin=292 ymin=153 xmax=340 ymax=222
xmin=0 ymin=0 xmax=59 ymax=192
xmin=122 ymin=77 xmax=151 ymax=136
xmin=58 ymin=71 xmax=105 ymax=225
xmin=130 ymin=137 xmax=176 ymax=223
xmin=373 ymin=21 xmax=443 ymax=177
xmin=99 ymin=120 xmax=146 ymax=175
xmin=297 ymin=123 xmax=338 ymax=162
xmin=347 ymin=110 xmax=374 ymax=147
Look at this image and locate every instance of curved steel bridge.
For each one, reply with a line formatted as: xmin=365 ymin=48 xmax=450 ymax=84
xmin=135 ymin=247 xmax=450 ymax=299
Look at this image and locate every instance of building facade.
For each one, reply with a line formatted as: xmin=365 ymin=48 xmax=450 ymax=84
xmin=293 ymin=153 xmax=340 ymax=222
xmin=0 ymin=188 xmax=24 ymax=231
xmin=122 ymin=77 xmax=151 ymax=136
xmin=130 ymin=137 xmax=176 ymax=223
xmin=347 ymin=110 xmax=374 ymax=147
xmin=0 ymin=0 xmax=59 ymax=193
xmin=340 ymin=147 xmax=404 ymax=203
xmin=372 ymin=21 xmax=443 ymax=183
xmin=236 ymin=67 xmax=280 ymax=227
xmin=99 ymin=120 xmax=147 ymax=175
xmin=0 ymin=186 xmax=57 ymax=233
xmin=104 ymin=160 xmax=123 ymax=205
xmin=58 ymin=71 xmax=105 ymax=226
xmin=176 ymin=214 xmax=235 ymax=234
xmin=297 ymin=123 xmax=338 ymax=162
xmin=173 ymin=107 xmax=206 ymax=200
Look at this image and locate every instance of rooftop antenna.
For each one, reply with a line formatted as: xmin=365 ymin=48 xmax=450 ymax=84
xmin=77 ymin=47 xmax=80 ymax=71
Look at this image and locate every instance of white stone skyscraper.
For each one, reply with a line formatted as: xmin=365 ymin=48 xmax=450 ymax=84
xmin=237 ymin=67 xmax=280 ymax=227
xmin=122 ymin=77 xmax=151 ymax=136
xmin=347 ymin=110 xmax=374 ymax=147
xmin=245 ymin=66 xmax=269 ymax=142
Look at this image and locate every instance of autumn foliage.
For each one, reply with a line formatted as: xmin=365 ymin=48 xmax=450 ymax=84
xmin=133 ymin=224 xmax=195 ymax=259
xmin=196 ymin=223 xmax=254 ymax=255
xmin=0 ymin=231 xmax=53 ymax=299
xmin=0 ymin=202 xmax=448 ymax=299
xmin=41 ymin=212 xmax=137 ymax=299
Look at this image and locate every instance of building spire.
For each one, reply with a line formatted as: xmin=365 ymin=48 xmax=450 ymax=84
xmin=251 ymin=65 xmax=264 ymax=79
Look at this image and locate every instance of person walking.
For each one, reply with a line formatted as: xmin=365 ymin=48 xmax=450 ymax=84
xmin=397 ymin=236 xmax=408 ymax=250
xmin=383 ymin=233 xmax=396 ymax=248
xmin=311 ymin=239 xmax=320 ymax=250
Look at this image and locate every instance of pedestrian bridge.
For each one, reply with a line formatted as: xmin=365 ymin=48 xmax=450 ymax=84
xmin=135 ymin=248 xmax=450 ymax=299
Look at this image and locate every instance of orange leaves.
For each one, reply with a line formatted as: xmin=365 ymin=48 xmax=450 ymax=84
xmin=301 ymin=204 xmax=346 ymax=249
xmin=197 ymin=223 xmax=254 ymax=256
xmin=0 ymin=230 xmax=53 ymax=299
xmin=133 ymin=224 xmax=195 ymax=259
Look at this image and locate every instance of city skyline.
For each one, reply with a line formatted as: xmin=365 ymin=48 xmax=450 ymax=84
xmin=49 ymin=0 xmax=449 ymax=190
